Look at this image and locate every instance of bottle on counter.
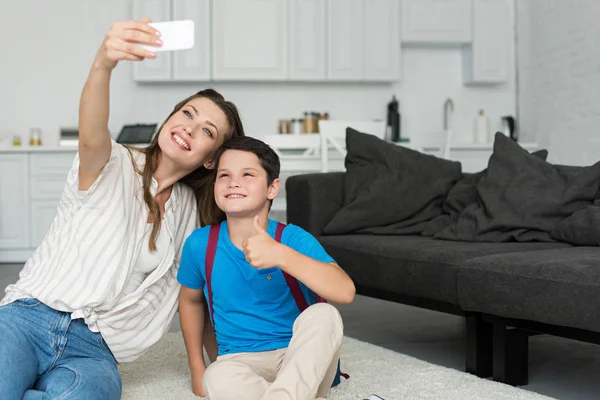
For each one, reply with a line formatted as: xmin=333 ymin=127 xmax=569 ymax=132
xmin=386 ymin=96 xmax=400 ymax=142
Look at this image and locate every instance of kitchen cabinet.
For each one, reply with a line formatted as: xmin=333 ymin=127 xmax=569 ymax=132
xmin=132 ymin=0 xmax=172 ymax=82
xmin=364 ymin=0 xmax=401 ymax=81
xmin=462 ymin=0 xmax=511 ymax=84
xmin=327 ymin=0 xmax=364 ymax=81
xmin=401 ymin=0 xmax=472 ymax=44
xmin=28 ymin=152 xmax=74 ymax=248
xmin=0 ymin=149 xmax=76 ymax=262
xmin=132 ymin=0 xmax=401 ymax=83
xmin=212 ymin=0 xmax=288 ymax=80
xmin=289 ymin=0 xmax=327 ymax=81
xmin=0 ymin=154 xmax=30 ymax=249
xmin=327 ymin=0 xmax=401 ymax=81
xmin=172 ymin=0 xmax=211 ymax=81
xmin=133 ymin=0 xmax=211 ymax=82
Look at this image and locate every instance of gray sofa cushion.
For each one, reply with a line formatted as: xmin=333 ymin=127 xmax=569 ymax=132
xmin=458 ymin=247 xmax=600 ymax=332
xmin=435 ymin=133 xmax=600 ymax=242
xmin=422 ymin=149 xmax=548 ymax=237
xmin=319 ymin=235 xmax=567 ymax=305
xmin=323 ymin=128 xmax=462 ymax=235
xmin=551 ymin=196 xmax=600 ymax=245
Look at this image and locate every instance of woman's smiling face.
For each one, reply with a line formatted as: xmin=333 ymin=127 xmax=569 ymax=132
xmin=157 ymin=96 xmax=230 ymax=171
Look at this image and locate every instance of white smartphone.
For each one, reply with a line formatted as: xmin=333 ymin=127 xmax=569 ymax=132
xmin=140 ymin=20 xmax=195 ymax=52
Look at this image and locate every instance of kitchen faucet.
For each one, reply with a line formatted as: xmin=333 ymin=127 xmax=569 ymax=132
xmin=443 ymin=98 xmax=454 ymax=131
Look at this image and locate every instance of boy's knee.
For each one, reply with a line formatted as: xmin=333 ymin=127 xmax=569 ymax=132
xmin=300 ymin=303 xmax=344 ymax=338
xmin=203 ymin=363 xmax=241 ymax=400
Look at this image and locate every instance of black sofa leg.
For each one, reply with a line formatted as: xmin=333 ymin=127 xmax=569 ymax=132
xmin=466 ymin=315 xmax=493 ymax=378
xmin=493 ymin=322 xmax=529 ymax=386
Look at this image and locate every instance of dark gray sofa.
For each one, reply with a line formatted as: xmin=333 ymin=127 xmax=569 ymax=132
xmin=285 ymin=131 xmax=600 ymax=386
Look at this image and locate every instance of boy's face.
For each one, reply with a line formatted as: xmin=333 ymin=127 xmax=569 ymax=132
xmin=214 ymin=149 xmax=280 ymax=217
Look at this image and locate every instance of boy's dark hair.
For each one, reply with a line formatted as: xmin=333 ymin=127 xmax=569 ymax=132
xmin=213 ymin=136 xmax=281 ymax=185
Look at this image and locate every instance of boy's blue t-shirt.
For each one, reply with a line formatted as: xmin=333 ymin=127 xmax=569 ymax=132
xmin=177 ymin=219 xmax=336 ymax=356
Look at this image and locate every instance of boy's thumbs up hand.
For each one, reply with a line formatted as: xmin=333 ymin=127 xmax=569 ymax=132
xmin=242 ymin=216 xmax=283 ymax=269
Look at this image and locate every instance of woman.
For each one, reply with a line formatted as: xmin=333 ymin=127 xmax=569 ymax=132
xmin=0 ymin=19 xmax=242 ymax=399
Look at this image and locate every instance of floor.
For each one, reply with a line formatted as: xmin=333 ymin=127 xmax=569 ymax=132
xmin=2 ymin=263 xmax=599 ymax=400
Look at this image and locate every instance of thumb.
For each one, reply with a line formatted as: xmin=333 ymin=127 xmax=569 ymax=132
xmin=253 ymin=215 xmax=266 ymax=234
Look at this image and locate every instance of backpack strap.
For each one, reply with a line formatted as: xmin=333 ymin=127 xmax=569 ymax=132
xmin=277 ymin=222 xmax=327 ymax=311
xmin=205 ymin=224 xmax=220 ymax=328
xmin=276 ymin=222 xmax=349 ymax=383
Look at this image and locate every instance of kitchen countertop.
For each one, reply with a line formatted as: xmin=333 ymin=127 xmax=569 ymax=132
xmin=0 ymin=145 xmax=78 ymax=153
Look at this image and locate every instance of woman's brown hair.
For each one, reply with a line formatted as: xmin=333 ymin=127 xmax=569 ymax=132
xmin=129 ymin=89 xmax=244 ymax=251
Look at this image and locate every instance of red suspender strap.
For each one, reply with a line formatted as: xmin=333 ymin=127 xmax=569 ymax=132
xmin=277 ymin=222 xmax=318 ymax=312
xmin=205 ymin=224 xmax=220 ymax=328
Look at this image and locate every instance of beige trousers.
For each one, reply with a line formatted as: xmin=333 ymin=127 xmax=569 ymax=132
xmin=202 ymin=303 xmax=344 ymax=400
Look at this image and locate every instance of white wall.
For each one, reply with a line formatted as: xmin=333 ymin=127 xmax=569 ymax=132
xmin=0 ymin=0 xmax=516 ymax=148
xmin=516 ymin=0 xmax=600 ymax=165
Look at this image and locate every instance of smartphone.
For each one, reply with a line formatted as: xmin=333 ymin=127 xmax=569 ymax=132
xmin=140 ymin=20 xmax=195 ymax=52
xmin=364 ymin=396 xmax=386 ymax=400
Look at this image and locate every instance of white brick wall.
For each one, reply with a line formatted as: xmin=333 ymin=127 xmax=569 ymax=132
xmin=517 ymin=0 xmax=600 ymax=165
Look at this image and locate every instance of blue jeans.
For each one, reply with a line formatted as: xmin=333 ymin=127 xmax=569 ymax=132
xmin=0 ymin=298 xmax=121 ymax=400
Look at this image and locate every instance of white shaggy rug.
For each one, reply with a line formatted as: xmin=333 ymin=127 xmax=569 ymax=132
xmin=119 ymin=333 xmax=556 ymax=400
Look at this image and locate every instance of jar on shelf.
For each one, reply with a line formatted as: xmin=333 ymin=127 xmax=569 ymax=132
xmin=278 ymin=119 xmax=291 ymax=134
xmin=29 ymin=128 xmax=42 ymax=146
xmin=291 ymin=119 xmax=302 ymax=135
xmin=12 ymin=135 xmax=22 ymax=147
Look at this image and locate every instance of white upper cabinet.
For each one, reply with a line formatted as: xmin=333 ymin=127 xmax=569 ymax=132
xmin=289 ymin=0 xmax=326 ymax=80
xmin=130 ymin=0 xmax=510 ymax=84
xmin=401 ymin=0 xmax=472 ymax=44
xmin=172 ymin=0 xmax=211 ymax=81
xmin=295 ymin=0 xmax=401 ymax=82
xmin=327 ymin=0 xmax=364 ymax=81
xmin=131 ymin=0 xmax=401 ymax=83
xmin=212 ymin=0 xmax=287 ymax=80
xmin=462 ymin=0 xmax=511 ymax=84
xmin=132 ymin=0 xmax=172 ymax=81
xmin=363 ymin=0 xmax=401 ymax=81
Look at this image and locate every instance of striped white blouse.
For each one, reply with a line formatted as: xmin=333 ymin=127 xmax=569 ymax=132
xmin=1 ymin=140 xmax=198 ymax=362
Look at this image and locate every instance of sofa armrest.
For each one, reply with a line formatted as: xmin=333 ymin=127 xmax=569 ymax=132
xmin=285 ymin=172 xmax=344 ymax=237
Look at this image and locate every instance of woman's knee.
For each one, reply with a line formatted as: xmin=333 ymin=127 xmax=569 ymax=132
xmin=38 ymin=359 xmax=121 ymax=400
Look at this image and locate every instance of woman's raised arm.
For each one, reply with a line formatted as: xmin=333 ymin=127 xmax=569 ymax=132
xmin=78 ymin=19 xmax=160 ymax=190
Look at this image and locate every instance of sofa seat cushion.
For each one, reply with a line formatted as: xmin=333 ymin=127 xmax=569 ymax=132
xmin=458 ymin=247 xmax=600 ymax=332
xmin=319 ymin=235 xmax=567 ymax=305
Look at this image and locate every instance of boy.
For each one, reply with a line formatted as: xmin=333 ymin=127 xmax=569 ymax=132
xmin=177 ymin=136 xmax=356 ymax=400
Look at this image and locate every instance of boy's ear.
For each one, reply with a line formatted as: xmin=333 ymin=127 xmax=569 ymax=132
xmin=267 ymin=178 xmax=280 ymax=200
